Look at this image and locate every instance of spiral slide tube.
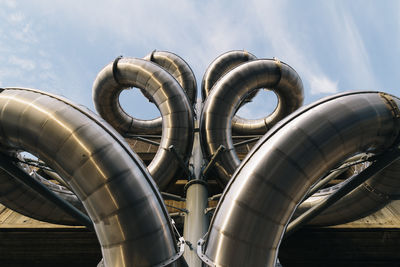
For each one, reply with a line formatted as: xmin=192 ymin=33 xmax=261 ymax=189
xmin=200 ymin=59 xmax=304 ymax=184
xmin=200 ymin=92 xmax=400 ymax=267
xmin=144 ymin=50 xmax=197 ymax=105
xmin=295 ymin=158 xmax=400 ymax=226
xmin=201 ymin=50 xmax=257 ymax=101
xmin=202 ymin=51 xmax=304 ymax=135
xmin=0 ymin=88 xmax=180 ymax=266
xmin=93 ymin=57 xmax=194 ymax=190
xmin=0 ymin=159 xmax=85 ymax=225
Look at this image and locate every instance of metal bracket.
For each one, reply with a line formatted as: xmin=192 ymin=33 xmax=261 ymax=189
xmin=168 ymin=145 xmax=193 ymax=179
xmin=202 ymin=145 xmax=225 ymax=179
xmin=233 ymin=136 xmax=260 ymax=147
xmin=155 ymin=237 xmax=186 ymax=267
xmin=197 ymin=236 xmax=216 ymax=267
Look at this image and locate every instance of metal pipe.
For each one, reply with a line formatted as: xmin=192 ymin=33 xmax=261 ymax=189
xmin=183 ymin=99 xmax=209 ymax=266
xmin=144 ymin=50 xmax=197 ymax=105
xmin=200 ymin=59 xmax=304 ymax=184
xmin=286 ymin=148 xmax=400 ymax=236
xmin=93 ymin=57 xmax=194 ymax=190
xmin=202 ymin=51 xmax=304 ymax=135
xmin=0 ymin=87 xmax=180 ymax=267
xmin=201 ymin=50 xmax=257 ymax=101
xmin=0 ymin=153 xmax=93 ymax=229
xmin=201 ymin=91 xmax=400 ymax=267
xmin=0 ymin=154 xmax=87 ymax=226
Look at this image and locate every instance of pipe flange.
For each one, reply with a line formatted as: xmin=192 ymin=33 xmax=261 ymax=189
xmin=112 ymin=55 xmax=124 ymax=86
xmin=197 ymin=237 xmax=216 ymax=267
xmin=184 ymin=179 xmax=208 ymax=196
xmin=154 ymin=237 xmax=186 ymax=267
xmin=379 ymin=93 xmax=400 ymax=146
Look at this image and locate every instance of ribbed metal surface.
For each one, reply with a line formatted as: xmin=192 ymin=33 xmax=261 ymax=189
xmin=203 ymin=92 xmax=400 ymax=267
xmin=200 ymin=59 xmax=303 ymax=184
xmin=0 ymin=88 xmax=178 ymax=267
xmin=93 ymin=57 xmax=194 ymax=190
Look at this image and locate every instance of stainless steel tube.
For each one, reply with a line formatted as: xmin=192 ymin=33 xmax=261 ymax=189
xmin=296 ymin=158 xmax=400 ymax=226
xmin=0 ymin=88 xmax=179 ymax=266
xmin=200 ymin=59 xmax=304 ymax=184
xmin=0 ymin=160 xmax=84 ymax=225
xmin=202 ymin=52 xmax=304 ymax=135
xmin=202 ymin=91 xmax=400 ymax=267
xmin=201 ymin=50 xmax=257 ymax=101
xmin=144 ymin=50 xmax=197 ymax=105
xmin=93 ymin=57 xmax=194 ymax=190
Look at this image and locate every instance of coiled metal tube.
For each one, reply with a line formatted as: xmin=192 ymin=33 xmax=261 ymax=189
xmin=202 ymin=91 xmax=400 ymax=267
xmin=0 ymin=88 xmax=178 ymax=266
xmin=200 ymin=59 xmax=304 ymax=184
xmin=93 ymin=58 xmax=194 ymax=190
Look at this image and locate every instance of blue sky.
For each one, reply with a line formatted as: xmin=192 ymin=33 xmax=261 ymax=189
xmin=0 ymin=0 xmax=399 ymax=119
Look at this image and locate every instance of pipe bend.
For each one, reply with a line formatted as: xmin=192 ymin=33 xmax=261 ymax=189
xmin=296 ymin=158 xmax=400 ymax=226
xmin=0 ymin=88 xmax=178 ymax=266
xmin=93 ymin=57 xmax=194 ymax=190
xmin=144 ymin=50 xmax=197 ymax=105
xmin=201 ymin=50 xmax=257 ymax=101
xmin=200 ymin=59 xmax=304 ymax=184
xmin=203 ymin=91 xmax=400 ymax=267
xmin=0 ymin=161 xmax=83 ymax=225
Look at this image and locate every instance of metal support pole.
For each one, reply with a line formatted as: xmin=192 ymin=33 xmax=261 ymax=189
xmin=183 ymin=99 xmax=209 ymax=267
xmin=285 ymin=148 xmax=400 ymax=237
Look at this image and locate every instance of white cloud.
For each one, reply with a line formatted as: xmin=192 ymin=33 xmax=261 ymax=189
xmin=9 ymin=12 xmax=24 ymax=23
xmin=1 ymin=0 xmax=16 ymax=8
xmin=8 ymin=55 xmax=36 ymax=71
xmin=310 ymin=75 xmax=338 ymax=95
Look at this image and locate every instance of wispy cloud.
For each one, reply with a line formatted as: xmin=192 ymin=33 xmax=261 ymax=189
xmin=8 ymin=55 xmax=36 ymax=71
xmin=248 ymin=0 xmax=339 ymax=96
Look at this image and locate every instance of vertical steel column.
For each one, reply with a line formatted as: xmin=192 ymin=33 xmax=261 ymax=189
xmin=183 ymin=99 xmax=209 ymax=266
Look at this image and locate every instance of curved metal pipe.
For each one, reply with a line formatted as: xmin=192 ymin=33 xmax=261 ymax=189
xmin=202 ymin=91 xmax=400 ymax=267
xmin=144 ymin=50 xmax=197 ymax=105
xmin=202 ymin=51 xmax=304 ymax=135
xmin=93 ymin=57 xmax=194 ymax=190
xmin=0 ymin=157 xmax=86 ymax=226
xmin=296 ymin=158 xmax=400 ymax=226
xmin=201 ymin=50 xmax=257 ymax=101
xmin=0 ymin=88 xmax=179 ymax=266
xmin=200 ymin=59 xmax=304 ymax=184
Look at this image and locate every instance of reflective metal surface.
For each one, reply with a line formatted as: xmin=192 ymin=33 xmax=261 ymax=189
xmin=296 ymin=158 xmax=400 ymax=226
xmin=202 ymin=52 xmax=304 ymax=135
xmin=0 ymin=88 xmax=178 ymax=266
xmin=201 ymin=50 xmax=257 ymax=101
xmin=144 ymin=50 xmax=197 ymax=105
xmin=200 ymin=59 xmax=304 ymax=184
xmin=0 ymin=160 xmax=83 ymax=225
xmin=203 ymin=92 xmax=400 ymax=267
xmin=93 ymin=57 xmax=194 ymax=190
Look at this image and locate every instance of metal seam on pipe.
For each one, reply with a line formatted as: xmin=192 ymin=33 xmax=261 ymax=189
xmin=202 ymin=91 xmax=400 ymax=267
xmin=92 ymin=58 xmax=194 ymax=190
xmin=0 ymin=88 xmax=178 ymax=267
xmin=200 ymin=59 xmax=304 ymax=184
